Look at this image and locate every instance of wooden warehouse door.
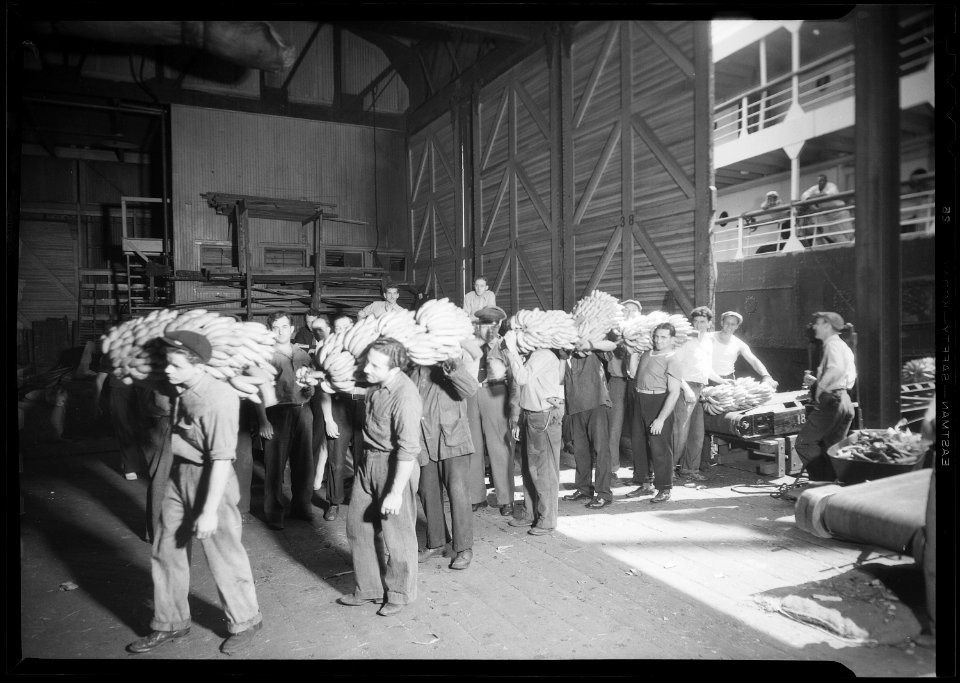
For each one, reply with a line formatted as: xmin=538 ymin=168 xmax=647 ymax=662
xmin=563 ymin=21 xmax=711 ymax=311
xmin=474 ymin=48 xmax=561 ymax=313
xmin=408 ymin=113 xmax=468 ymax=304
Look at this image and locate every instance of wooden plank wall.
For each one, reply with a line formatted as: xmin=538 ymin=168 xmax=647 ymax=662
xmin=408 ymin=112 xmax=466 ymax=303
xmin=170 ymin=105 xmax=410 ymax=303
xmin=418 ymin=20 xmax=711 ymax=317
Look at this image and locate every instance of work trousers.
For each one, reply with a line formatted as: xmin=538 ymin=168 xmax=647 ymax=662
xmin=519 ymin=406 xmax=563 ymax=530
xmin=467 ymin=383 xmax=516 ymax=506
xmin=630 ymin=393 xmax=675 ymax=490
xmin=263 ymin=403 xmax=314 ymax=524
xmin=110 ymin=383 xmax=143 ymax=476
xmin=607 ymin=376 xmax=630 ymax=474
xmin=465 ymin=393 xmax=489 ymax=505
xmin=672 ymin=382 xmax=705 ymax=471
xmin=143 ymin=415 xmax=173 ymax=544
xmin=419 ymin=453 xmax=474 ymax=553
xmin=150 ymin=460 xmax=262 ymax=634
xmin=326 ymin=396 xmax=364 ymax=505
xmin=570 ymin=405 xmax=613 ymax=501
xmin=795 ymin=390 xmax=854 ymax=482
xmin=346 ymin=450 xmax=420 ymax=605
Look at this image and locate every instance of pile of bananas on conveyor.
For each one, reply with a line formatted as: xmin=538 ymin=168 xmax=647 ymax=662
xmin=700 ymin=377 xmax=775 ymax=414
xmin=571 ymin=290 xmax=625 ymax=346
xmin=900 ymin=357 xmax=934 ymax=384
xmin=99 ymin=308 xmax=278 ymax=403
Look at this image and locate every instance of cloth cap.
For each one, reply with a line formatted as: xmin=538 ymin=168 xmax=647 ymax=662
xmin=160 ymin=330 xmax=213 ymax=363
xmin=813 ymin=311 xmax=845 ymax=331
xmin=766 ymin=190 xmax=779 ymax=198
xmin=720 ymin=311 xmax=744 ymax=324
xmin=475 ymin=306 xmax=507 ymax=324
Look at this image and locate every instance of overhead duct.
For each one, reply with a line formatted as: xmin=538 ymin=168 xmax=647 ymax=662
xmin=30 ymin=20 xmax=297 ymax=72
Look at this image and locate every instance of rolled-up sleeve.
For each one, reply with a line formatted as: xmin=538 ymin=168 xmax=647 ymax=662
xmin=392 ymin=384 xmax=423 ymax=462
xmin=202 ymin=394 xmax=240 ymax=461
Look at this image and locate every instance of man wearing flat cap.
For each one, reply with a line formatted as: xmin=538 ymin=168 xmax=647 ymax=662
xmin=795 ymin=312 xmax=857 ymax=482
xmin=465 ymin=306 xmax=518 ymax=516
xmin=127 ymin=330 xmax=263 ymax=656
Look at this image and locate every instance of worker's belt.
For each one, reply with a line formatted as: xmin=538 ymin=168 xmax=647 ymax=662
xmin=523 ymin=399 xmax=564 ymax=413
xmin=636 ymin=389 xmax=666 ymax=395
xmin=480 ymin=378 xmax=507 ymax=387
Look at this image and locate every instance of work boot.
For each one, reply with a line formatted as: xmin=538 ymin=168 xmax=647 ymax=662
xmin=450 ymin=549 xmax=473 ymax=570
xmin=126 ymin=628 xmax=190 ymax=654
xmin=220 ymin=622 xmax=262 ymax=655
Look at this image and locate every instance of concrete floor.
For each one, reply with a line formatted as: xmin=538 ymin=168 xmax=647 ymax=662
xmin=15 ymin=433 xmax=939 ymax=675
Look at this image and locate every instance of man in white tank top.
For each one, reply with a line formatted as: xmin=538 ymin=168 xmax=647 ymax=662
xmin=710 ymin=311 xmax=778 ymax=387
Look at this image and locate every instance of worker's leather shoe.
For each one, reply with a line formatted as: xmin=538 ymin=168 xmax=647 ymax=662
xmin=337 ymin=594 xmax=380 ymax=606
xmin=499 ymin=504 xmax=514 ymax=517
xmin=507 ymin=516 xmax=534 ymax=527
xmin=418 ymin=546 xmax=445 ymax=563
xmin=650 ymin=490 xmax=672 ymax=503
xmin=323 ymin=505 xmax=339 ymax=522
xmin=527 ymin=526 xmax=553 ymax=536
xmin=472 ymin=501 xmax=488 ymax=511
xmin=450 ymin=549 xmax=473 ymax=570
xmin=126 ymin=628 xmax=190 ymax=653
xmin=377 ymin=602 xmax=403 ymax=617
xmin=562 ymin=491 xmax=592 ymax=502
xmin=585 ymin=497 xmax=612 ymax=509
xmin=624 ymin=484 xmax=656 ymax=498
xmin=220 ymin=621 xmax=262 ymax=655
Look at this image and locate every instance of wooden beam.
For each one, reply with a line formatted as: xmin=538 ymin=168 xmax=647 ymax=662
xmin=574 ymin=22 xmax=618 ymax=130
xmin=584 ymin=225 xmax=623 ymax=296
xmin=480 ymin=166 xmax=510 ymax=247
xmin=513 ymin=78 xmax=550 ymax=142
xmin=410 ymin=142 xmax=429 ymax=204
xmin=491 ymin=246 xmax=512 ymax=296
xmin=407 ymin=37 xmax=544 ymax=135
xmin=413 ymin=205 xmax=430 ymax=262
xmin=631 ymin=223 xmax=693 ymax=313
xmin=23 ymin=71 xmax=407 ymax=130
xmin=515 ymin=162 xmax=553 ymax=235
xmin=631 ymin=112 xmax=695 ymax=198
xmin=692 ymin=21 xmax=713 ymax=309
xmin=548 ymin=31 xmax=563 ymax=309
xmin=559 ymin=25 xmax=576 ymax=311
xmin=416 ymin=45 xmax=436 ymax=97
xmin=420 ymin=21 xmax=543 ymax=42
xmin=634 ymin=21 xmax=695 ymax=79
xmin=19 ymin=242 xmax=78 ymax=305
xmin=573 ymin=121 xmax=621 ymax=225
xmin=480 ymin=86 xmax=510 ymax=172
xmin=620 ymin=20 xmax=635 ymax=301
xmin=281 ymin=22 xmax=324 ymax=93
xmin=515 ymin=243 xmax=550 ymax=309
xmin=430 ymin=132 xmax=455 ymax=185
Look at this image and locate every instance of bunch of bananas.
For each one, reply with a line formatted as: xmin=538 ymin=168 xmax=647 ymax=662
xmin=100 ymin=307 xmax=180 ymax=384
xmin=405 ymin=298 xmax=474 ymax=366
xmin=701 ymin=377 xmax=775 ymax=414
xmin=99 ymin=308 xmax=279 ymax=403
xmin=572 ymin=290 xmax=624 ymax=345
xmin=508 ymin=308 xmax=579 ymax=353
xmin=315 ymin=325 xmax=362 ymax=394
xmin=617 ymin=310 xmax=694 ymax=353
xmin=901 ymin=357 xmax=935 ymax=384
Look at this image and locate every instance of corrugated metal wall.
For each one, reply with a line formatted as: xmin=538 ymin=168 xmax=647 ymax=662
xmin=18 ymin=222 xmax=79 ymax=323
xmin=171 ymin=105 xmax=409 ymax=302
